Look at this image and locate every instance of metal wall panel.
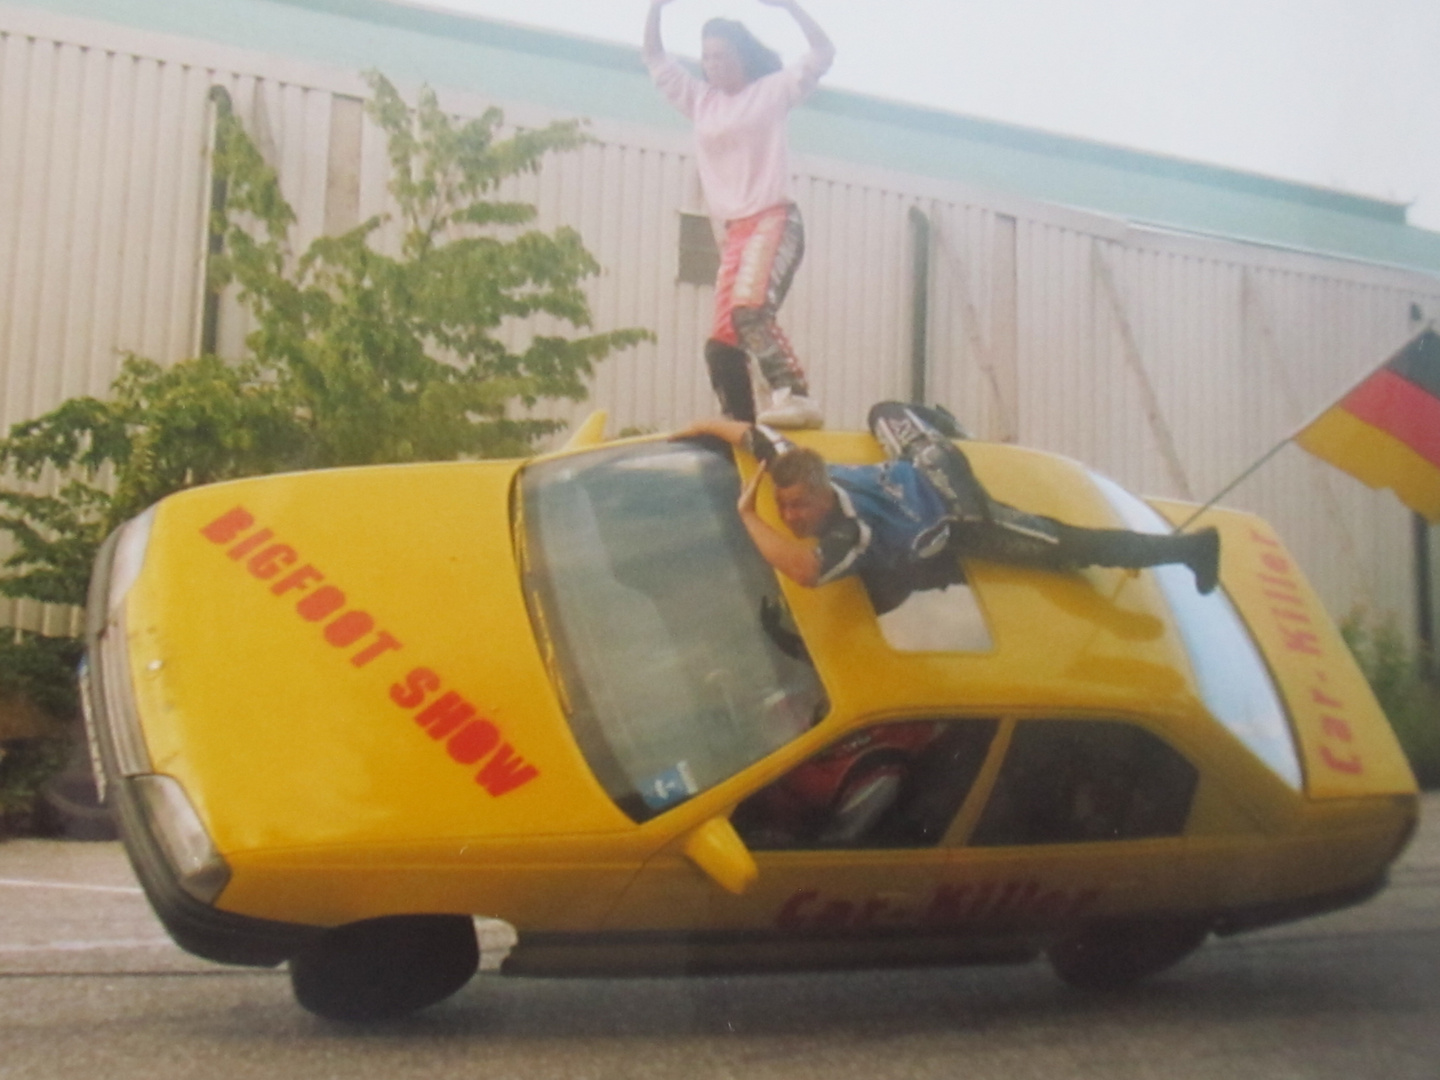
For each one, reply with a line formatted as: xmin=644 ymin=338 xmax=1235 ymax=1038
xmin=1000 ymin=215 xmax=1435 ymax=622
xmin=1 ymin=28 xmax=215 ymax=632
xmin=4 ymin=4 xmax=1440 ymax=641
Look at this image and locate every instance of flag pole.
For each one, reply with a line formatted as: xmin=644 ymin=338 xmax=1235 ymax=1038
xmin=1172 ymin=324 xmax=1436 ymax=533
xmin=1172 ymin=437 xmax=1292 ymax=532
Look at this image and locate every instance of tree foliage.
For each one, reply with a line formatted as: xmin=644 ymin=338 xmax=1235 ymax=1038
xmin=0 ymin=73 xmax=649 ymax=611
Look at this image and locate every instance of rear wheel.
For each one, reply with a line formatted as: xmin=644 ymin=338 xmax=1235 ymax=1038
xmin=289 ymin=915 xmax=479 ymax=1022
xmin=1047 ymin=918 xmax=1209 ymax=991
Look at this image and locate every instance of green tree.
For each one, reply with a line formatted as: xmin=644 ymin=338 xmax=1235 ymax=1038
xmin=0 ymin=73 xmax=648 ymax=611
xmin=0 ymin=75 xmax=649 ymax=830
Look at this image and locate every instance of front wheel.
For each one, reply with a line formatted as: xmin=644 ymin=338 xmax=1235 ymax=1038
xmin=1047 ymin=918 xmax=1209 ymax=991
xmin=289 ymin=915 xmax=479 ymax=1022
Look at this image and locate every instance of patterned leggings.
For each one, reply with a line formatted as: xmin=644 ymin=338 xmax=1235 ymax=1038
xmin=711 ymin=203 xmax=809 ymax=394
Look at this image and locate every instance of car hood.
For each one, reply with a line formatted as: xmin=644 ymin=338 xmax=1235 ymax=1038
xmin=120 ymin=461 xmax=634 ymax=855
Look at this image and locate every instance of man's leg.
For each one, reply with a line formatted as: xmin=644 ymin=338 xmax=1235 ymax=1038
xmin=956 ymin=516 xmax=1221 ymax=595
xmin=868 ymin=401 xmax=1221 ymax=594
xmin=868 ymin=401 xmax=990 ymax=522
xmin=1050 ymin=522 xmax=1221 ymax=595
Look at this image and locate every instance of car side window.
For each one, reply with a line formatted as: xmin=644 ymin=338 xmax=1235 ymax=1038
xmin=732 ymin=719 xmax=999 ymax=851
xmin=970 ymin=720 xmax=1197 ymax=846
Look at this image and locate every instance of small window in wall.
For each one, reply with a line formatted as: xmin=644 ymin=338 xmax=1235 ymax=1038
xmin=677 ymin=212 xmax=720 ymax=285
xmin=732 ymin=719 xmax=999 ymax=850
xmin=970 ymin=720 xmax=1197 ymax=846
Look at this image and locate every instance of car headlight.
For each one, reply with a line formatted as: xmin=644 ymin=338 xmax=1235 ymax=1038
xmin=130 ymin=774 xmax=231 ymax=904
xmin=93 ymin=603 xmax=153 ymax=782
xmin=86 ymin=507 xmax=162 ymax=784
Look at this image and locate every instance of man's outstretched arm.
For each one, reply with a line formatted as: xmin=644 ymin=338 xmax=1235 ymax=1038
xmin=736 ymin=462 xmax=823 ymax=587
xmin=674 ymin=419 xmax=822 ymax=586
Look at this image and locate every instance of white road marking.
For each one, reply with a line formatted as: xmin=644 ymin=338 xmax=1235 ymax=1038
xmin=0 ymin=939 xmax=174 ymax=954
xmin=0 ymin=877 xmax=143 ymax=895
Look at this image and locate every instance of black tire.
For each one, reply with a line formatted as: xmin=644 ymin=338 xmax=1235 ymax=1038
xmin=37 ymin=731 xmax=118 ymax=841
xmin=289 ymin=915 xmax=479 ymax=1022
xmin=1047 ymin=918 xmax=1209 ymax=991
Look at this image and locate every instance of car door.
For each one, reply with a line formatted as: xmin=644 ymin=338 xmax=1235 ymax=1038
xmin=929 ymin=717 xmax=1200 ymax=934
xmin=599 ymin=718 xmax=1002 ymax=938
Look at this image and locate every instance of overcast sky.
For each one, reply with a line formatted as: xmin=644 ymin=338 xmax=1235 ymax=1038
xmin=421 ymin=0 xmax=1440 ymax=233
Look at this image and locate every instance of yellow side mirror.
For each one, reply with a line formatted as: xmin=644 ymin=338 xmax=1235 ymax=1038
xmin=682 ymin=817 xmax=758 ymax=895
xmin=563 ymin=410 xmax=609 ymax=450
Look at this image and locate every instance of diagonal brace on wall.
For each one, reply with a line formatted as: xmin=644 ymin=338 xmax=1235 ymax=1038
xmin=929 ymin=213 xmax=1018 ymax=442
xmin=1240 ymin=270 xmax=1373 ymax=604
xmin=1091 ymin=243 xmax=1195 ymax=500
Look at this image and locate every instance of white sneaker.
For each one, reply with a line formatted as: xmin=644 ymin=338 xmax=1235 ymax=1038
xmin=757 ymin=388 xmax=824 ymax=429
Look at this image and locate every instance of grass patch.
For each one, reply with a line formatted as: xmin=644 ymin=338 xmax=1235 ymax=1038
xmin=1340 ymin=611 xmax=1440 ymax=789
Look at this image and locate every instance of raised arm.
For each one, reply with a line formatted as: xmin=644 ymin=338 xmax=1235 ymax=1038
xmin=759 ymin=0 xmax=836 ymax=72
xmin=737 ymin=463 xmax=824 ymax=586
xmin=673 ymin=418 xmax=822 ymax=586
xmin=672 ymin=417 xmax=752 ymax=446
xmin=672 ymin=417 xmax=791 ymax=462
xmin=643 ymin=0 xmax=679 ymax=64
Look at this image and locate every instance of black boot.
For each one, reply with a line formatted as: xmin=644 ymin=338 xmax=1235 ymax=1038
xmin=1145 ymin=527 xmax=1220 ymax=595
xmin=1179 ymin=527 xmax=1221 ymax=595
xmin=705 ymin=339 xmax=755 ymax=423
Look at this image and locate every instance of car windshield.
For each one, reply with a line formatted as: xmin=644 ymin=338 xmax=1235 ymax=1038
xmin=521 ymin=441 xmax=829 ymax=821
xmin=1090 ymin=472 xmax=1304 ymax=789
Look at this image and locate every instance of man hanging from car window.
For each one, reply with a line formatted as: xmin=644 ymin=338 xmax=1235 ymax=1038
xmin=677 ymin=402 xmax=1220 ymax=614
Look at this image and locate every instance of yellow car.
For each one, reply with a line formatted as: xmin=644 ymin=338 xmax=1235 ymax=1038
xmin=80 ymin=421 xmax=1419 ymax=1021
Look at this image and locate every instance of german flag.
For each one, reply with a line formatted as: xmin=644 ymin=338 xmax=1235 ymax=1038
xmin=1296 ymin=328 xmax=1440 ymax=522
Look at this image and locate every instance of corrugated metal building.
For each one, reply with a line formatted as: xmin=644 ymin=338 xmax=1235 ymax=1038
xmin=3 ymin=0 xmax=1440 ymax=642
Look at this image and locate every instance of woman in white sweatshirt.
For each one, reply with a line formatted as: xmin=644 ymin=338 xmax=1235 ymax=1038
xmin=644 ymin=0 xmax=835 ymax=428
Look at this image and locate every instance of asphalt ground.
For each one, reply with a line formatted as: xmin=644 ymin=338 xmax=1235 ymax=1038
xmin=1 ymin=794 xmax=1439 ymax=1080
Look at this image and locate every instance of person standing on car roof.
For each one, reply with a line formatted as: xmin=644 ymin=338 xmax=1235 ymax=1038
xmin=643 ymin=0 xmax=834 ymax=429
xmin=677 ymin=404 xmax=1222 ymax=614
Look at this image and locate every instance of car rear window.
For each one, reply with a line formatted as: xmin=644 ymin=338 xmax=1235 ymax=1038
xmin=522 ymin=442 xmax=829 ymax=822
xmin=1089 ymin=471 xmax=1303 ymax=789
xmin=971 ymin=719 xmax=1197 ymax=846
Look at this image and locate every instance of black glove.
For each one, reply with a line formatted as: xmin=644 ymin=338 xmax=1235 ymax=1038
xmin=742 ymin=423 xmax=792 ymax=465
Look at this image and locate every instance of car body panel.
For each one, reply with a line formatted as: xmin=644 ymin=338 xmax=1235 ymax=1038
xmin=768 ymin=438 xmax=1204 ymax=727
xmin=605 ymin=805 xmax=1181 ymax=938
xmin=1153 ymin=499 xmax=1415 ymax=800
xmin=120 ymin=464 xmax=636 ymax=857
xmin=83 ymin=428 xmax=1420 ymax=976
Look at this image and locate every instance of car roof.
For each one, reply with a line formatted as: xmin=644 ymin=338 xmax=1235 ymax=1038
xmin=542 ymin=427 xmax=1204 ymax=730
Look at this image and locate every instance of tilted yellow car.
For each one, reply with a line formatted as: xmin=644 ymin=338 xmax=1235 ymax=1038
xmin=80 ymin=420 xmax=1418 ymax=1021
